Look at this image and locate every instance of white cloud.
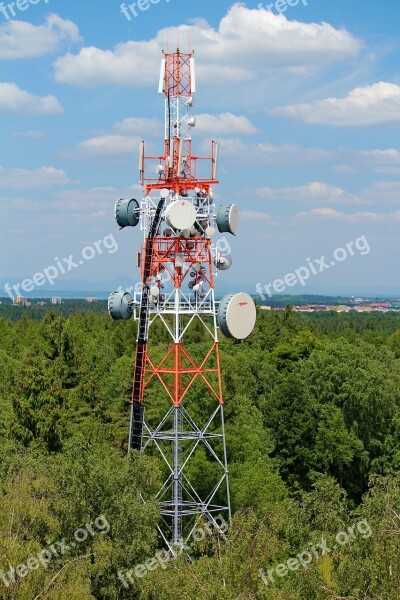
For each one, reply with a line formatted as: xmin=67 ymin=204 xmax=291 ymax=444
xmin=5 ymin=186 xmax=142 ymax=225
xmin=258 ymin=180 xmax=400 ymax=209
xmin=0 ymin=166 xmax=70 ymax=188
xmin=356 ymin=149 xmax=400 ymax=173
xmin=363 ymin=181 xmax=400 ymax=204
xmin=74 ymin=134 xmax=142 ymax=158
xmin=0 ymin=83 xmax=62 ymax=114
xmin=295 ymin=208 xmax=400 ymax=223
xmin=196 ymin=113 xmax=259 ymax=135
xmin=54 ymin=186 xmax=142 ymax=210
xmin=241 ymin=210 xmax=271 ymax=221
xmin=274 ymin=82 xmax=400 ymax=127
xmin=0 ymin=14 xmax=80 ymax=59
xmin=332 ymin=148 xmax=400 ymax=174
xmin=69 ymin=118 xmax=162 ymax=159
xmin=206 ymin=138 xmax=333 ymax=164
xmin=114 ymin=113 xmax=259 ymax=137
xmin=73 ymin=113 xmax=258 ymax=160
xmin=54 ymin=5 xmax=361 ymax=87
xmin=258 ymin=182 xmax=361 ymax=204
xmin=114 ymin=117 xmax=162 ymax=137
xmin=12 ymin=130 xmax=46 ymax=138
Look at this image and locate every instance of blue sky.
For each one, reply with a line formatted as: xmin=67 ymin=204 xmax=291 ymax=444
xmin=1 ymin=0 xmax=399 ymax=296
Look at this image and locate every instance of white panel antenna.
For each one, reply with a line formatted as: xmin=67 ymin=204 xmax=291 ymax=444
xmin=178 ymin=139 xmax=184 ymax=175
xmin=139 ymin=140 xmax=144 ymax=178
xmin=158 ymin=58 xmax=166 ymax=94
xmin=169 ymin=140 xmax=174 ymax=172
xmin=190 ymin=58 xmax=196 ymax=93
xmin=213 ymin=141 xmax=220 ymax=180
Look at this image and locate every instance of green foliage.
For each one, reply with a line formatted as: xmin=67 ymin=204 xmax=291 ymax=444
xmin=0 ymin=306 xmax=399 ymax=597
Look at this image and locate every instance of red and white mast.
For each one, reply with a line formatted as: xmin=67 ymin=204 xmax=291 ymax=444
xmin=109 ymin=49 xmax=256 ymax=546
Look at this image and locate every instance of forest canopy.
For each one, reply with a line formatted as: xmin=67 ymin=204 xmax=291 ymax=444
xmin=0 ymin=305 xmax=399 ymax=599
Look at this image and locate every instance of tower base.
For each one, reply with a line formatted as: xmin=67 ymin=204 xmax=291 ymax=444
xmin=142 ymin=403 xmax=231 ymax=546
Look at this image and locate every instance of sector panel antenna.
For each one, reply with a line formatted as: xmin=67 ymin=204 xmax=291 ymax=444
xmin=218 ymin=292 xmax=256 ymax=340
xmin=190 ymin=57 xmax=196 ymax=93
xmin=217 ymin=204 xmax=239 ymax=235
xmin=139 ymin=140 xmax=144 ymax=177
xmin=158 ymin=58 xmax=166 ymax=94
xmin=212 ymin=142 xmax=220 ymax=180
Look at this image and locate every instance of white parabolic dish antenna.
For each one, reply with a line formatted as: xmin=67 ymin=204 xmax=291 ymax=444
xmin=165 ymin=199 xmax=197 ymax=231
xmin=217 ymin=292 xmax=256 ymax=340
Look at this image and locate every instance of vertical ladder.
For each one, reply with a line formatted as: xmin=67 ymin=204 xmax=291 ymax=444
xmin=129 ymin=198 xmax=166 ymax=450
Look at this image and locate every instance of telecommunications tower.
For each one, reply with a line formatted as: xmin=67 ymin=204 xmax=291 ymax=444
xmin=108 ymin=50 xmax=256 ymax=546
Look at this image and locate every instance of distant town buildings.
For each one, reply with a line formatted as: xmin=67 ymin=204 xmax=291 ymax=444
xmin=269 ymin=300 xmax=400 ymax=313
xmin=51 ymin=297 xmax=62 ymax=305
xmin=86 ymin=297 xmax=97 ymax=304
xmin=13 ymin=296 xmax=31 ymax=307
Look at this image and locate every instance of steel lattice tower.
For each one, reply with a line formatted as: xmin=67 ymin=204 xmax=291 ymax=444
xmin=109 ymin=49 xmax=256 ymax=548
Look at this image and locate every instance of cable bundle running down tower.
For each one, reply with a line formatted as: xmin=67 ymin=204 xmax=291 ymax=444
xmin=108 ymin=50 xmax=256 ymax=546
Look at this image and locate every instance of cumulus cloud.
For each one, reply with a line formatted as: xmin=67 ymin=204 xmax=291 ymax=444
xmin=196 ymin=113 xmax=259 ymax=135
xmin=114 ymin=117 xmax=162 ymax=137
xmin=274 ymin=82 xmax=400 ymax=127
xmin=0 ymin=166 xmax=70 ymax=188
xmin=65 ymin=118 xmax=161 ymax=160
xmin=356 ymin=149 xmax=400 ymax=173
xmin=296 ymin=208 xmax=400 ymax=222
xmin=114 ymin=113 xmax=258 ymax=136
xmin=204 ymin=138 xmax=334 ymax=165
xmin=73 ymin=113 xmax=258 ymax=160
xmin=49 ymin=186 xmax=142 ymax=222
xmin=12 ymin=130 xmax=46 ymax=138
xmin=241 ymin=210 xmax=272 ymax=221
xmin=0 ymin=83 xmax=62 ymax=114
xmin=74 ymin=134 xmax=142 ymax=158
xmin=362 ymin=181 xmax=400 ymax=205
xmin=258 ymin=182 xmax=361 ymax=204
xmin=54 ymin=5 xmax=361 ymax=87
xmin=331 ymin=148 xmax=400 ymax=174
xmin=258 ymin=180 xmax=400 ymax=209
xmin=0 ymin=14 xmax=81 ymax=59
xmin=54 ymin=186 xmax=142 ymax=210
